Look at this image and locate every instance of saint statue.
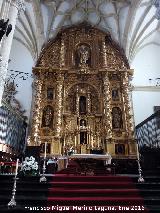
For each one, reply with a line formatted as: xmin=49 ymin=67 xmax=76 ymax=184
xmin=42 ymin=106 xmax=53 ymax=127
xmin=112 ymin=89 xmax=119 ymax=101
xmin=80 ymin=119 xmax=86 ymax=129
xmin=78 ymin=44 xmax=90 ymax=65
xmin=112 ymin=107 xmax=123 ymax=129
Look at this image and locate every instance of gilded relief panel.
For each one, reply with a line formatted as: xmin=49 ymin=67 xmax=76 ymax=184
xmin=37 ymin=39 xmax=61 ymax=68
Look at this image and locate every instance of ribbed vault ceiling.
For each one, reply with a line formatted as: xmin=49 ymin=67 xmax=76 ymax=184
xmin=14 ymin=0 xmax=160 ymax=64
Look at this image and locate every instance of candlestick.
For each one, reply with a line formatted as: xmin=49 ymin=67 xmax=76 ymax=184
xmin=137 ymin=143 xmax=144 ymax=183
xmin=8 ymin=158 xmax=19 ymax=207
xmin=40 ymin=143 xmax=47 ymax=183
xmin=15 ymin=158 xmax=19 ymax=176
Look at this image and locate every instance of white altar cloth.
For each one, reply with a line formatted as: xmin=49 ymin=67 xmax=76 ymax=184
xmin=69 ymin=153 xmax=112 ymax=164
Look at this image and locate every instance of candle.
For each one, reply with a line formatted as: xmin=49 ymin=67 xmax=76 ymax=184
xmin=98 ymin=136 xmax=100 ymax=147
xmin=137 ymin=143 xmax=139 ymax=160
xmin=15 ymin=158 xmax=19 ymax=176
xmin=44 ymin=142 xmax=47 ymax=158
xmin=88 ymin=133 xmax=90 ymax=145
xmin=75 ymin=135 xmax=77 ymax=147
xmin=64 ymin=135 xmax=66 ymax=147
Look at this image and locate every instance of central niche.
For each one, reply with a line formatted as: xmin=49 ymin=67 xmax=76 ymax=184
xmin=66 ymin=83 xmax=100 ymax=115
xmin=79 ymin=96 xmax=86 ymax=114
xmin=75 ymin=43 xmax=91 ymax=68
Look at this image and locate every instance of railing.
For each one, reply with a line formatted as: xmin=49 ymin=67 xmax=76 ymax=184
xmin=135 ymin=110 xmax=160 ymax=149
xmin=135 ymin=110 xmax=160 ymax=173
xmin=0 ymin=101 xmax=27 ymax=155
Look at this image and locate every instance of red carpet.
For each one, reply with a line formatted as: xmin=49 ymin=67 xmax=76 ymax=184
xmin=47 ymin=175 xmax=149 ymax=212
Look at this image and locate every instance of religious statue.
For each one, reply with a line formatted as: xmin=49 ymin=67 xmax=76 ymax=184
xmin=78 ymin=44 xmax=90 ymax=65
xmin=115 ymin=144 xmax=125 ymax=155
xmin=80 ymin=119 xmax=86 ymax=129
xmin=47 ymin=88 xmax=54 ymax=100
xmin=112 ymin=89 xmax=119 ymax=101
xmin=42 ymin=106 xmax=53 ymax=128
xmin=112 ymin=107 xmax=123 ymax=129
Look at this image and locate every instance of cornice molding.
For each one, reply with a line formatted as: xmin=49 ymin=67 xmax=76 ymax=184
xmin=132 ymin=86 xmax=160 ymax=92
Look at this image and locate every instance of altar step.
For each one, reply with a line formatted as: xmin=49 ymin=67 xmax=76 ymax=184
xmin=0 ymin=175 xmax=160 ymax=212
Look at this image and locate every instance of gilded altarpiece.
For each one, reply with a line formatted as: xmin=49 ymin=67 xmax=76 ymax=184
xmin=30 ymin=24 xmax=137 ymax=160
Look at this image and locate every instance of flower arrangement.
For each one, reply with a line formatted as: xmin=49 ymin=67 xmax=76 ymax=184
xmin=20 ymin=156 xmax=39 ymax=176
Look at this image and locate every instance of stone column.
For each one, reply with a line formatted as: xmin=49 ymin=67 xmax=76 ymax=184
xmin=0 ymin=0 xmax=11 ymax=19
xmin=87 ymin=86 xmax=91 ymax=114
xmin=122 ymin=71 xmax=134 ymax=137
xmin=0 ymin=1 xmax=3 ymax=14
xmin=0 ymin=0 xmax=25 ymax=106
xmin=103 ymin=72 xmax=112 ymax=139
xmin=31 ymin=78 xmax=43 ymax=146
xmin=55 ymin=73 xmax=64 ymax=138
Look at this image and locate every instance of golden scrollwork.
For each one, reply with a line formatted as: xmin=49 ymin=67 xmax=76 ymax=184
xmin=37 ymin=24 xmax=129 ymax=71
xmin=37 ymin=39 xmax=61 ymax=68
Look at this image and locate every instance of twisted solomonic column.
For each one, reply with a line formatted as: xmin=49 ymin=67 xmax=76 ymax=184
xmin=103 ymin=72 xmax=112 ymax=139
xmin=31 ymin=78 xmax=43 ymax=145
xmin=55 ymin=73 xmax=64 ymax=138
xmin=122 ymin=71 xmax=134 ymax=137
